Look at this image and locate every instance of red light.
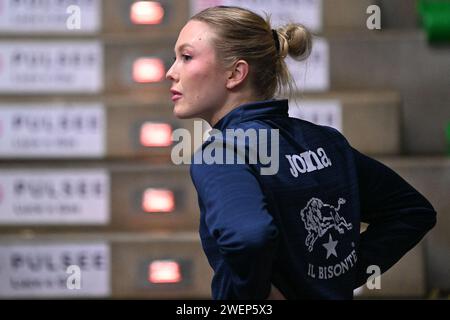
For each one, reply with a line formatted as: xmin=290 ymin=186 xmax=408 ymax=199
xmin=133 ymin=58 xmax=165 ymax=83
xmin=148 ymin=260 xmax=182 ymax=283
xmin=130 ymin=1 xmax=165 ymax=25
xmin=142 ymin=188 xmax=175 ymax=213
xmin=140 ymin=122 xmax=172 ymax=147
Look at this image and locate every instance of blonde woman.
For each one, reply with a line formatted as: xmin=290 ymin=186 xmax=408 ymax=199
xmin=166 ymin=6 xmax=436 ymax=300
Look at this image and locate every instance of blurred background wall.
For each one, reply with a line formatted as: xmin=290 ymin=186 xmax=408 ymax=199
xmin=0 ymin=0 xmax=448 ymax=299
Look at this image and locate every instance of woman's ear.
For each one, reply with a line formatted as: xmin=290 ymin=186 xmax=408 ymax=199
xmin=225 ymin=59 xmax=249 ymax=90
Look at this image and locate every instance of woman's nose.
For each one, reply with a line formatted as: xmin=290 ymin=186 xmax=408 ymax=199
xmin=166 ymin=63 xmax=176 ymax=81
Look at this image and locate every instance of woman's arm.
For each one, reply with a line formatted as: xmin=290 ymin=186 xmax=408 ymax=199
xmin=191 ymin=158 xmax=279 ymax=299
xmin=351 ymin=147 xmax=437 ymax=287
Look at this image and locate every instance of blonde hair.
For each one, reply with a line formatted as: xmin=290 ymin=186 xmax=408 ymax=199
xmin=191 ymin=6 xmax=312 ymax=99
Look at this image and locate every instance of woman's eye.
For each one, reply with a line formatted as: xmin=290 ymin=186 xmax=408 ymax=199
xmin=182 ymin=54 xmax=192 ymax=61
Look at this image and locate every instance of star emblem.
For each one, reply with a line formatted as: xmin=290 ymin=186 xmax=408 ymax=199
xmin=322 ymin=234 xmax=338 ymax=259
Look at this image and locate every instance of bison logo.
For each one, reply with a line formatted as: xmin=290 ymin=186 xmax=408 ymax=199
xmin=300 ymin=197 xmax=353 ymax=252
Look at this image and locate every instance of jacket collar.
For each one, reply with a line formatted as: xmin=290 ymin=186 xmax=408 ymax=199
xmin=212 ymin=99 xmax=289 ymax=131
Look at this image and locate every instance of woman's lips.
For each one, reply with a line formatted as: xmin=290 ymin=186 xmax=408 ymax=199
xmin=171 ymin=94 xmax=182 ymax=102
xmin=170 ymin=89 xmax=182 ymax=102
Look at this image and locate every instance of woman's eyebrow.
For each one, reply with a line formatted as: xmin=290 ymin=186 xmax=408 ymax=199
xmin=174 ymin=43 xmax=194 ymax=53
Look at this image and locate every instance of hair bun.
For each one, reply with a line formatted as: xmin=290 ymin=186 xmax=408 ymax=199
xmin=277 ymin=23 xmax=312 ymax=61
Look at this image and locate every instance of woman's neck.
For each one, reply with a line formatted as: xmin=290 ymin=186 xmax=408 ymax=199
xmin=208 ymin=91 xmax=261 ymax=127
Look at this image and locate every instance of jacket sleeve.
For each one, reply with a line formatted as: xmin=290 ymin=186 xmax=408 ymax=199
xmin=190 ymin=156 xmax=279 ymax=299
xmin=351 ymin=147 xmax=437 ymax=287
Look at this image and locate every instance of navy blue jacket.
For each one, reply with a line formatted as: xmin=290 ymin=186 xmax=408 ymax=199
xmin=190 ymin=99 xmax=436 ymax=300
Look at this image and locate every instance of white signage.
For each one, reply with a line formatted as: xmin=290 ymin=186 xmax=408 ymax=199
xmin=286 ymin=37 xmax=329 ymax=92
xmin=190 ymin=0 xmax=323 ymax=32
xmin=0 ymin=41 xmax=103 ymax=94
xmin=0 ymin=243 xmax=110 ymax=297
xmin=0 ymin=0 xmax=101 ymax=33
xmin=0 ymin=169 xmax=110 ymax=225
xmin=288 ymin=99 xmax=342 ymax=132
xmin=0 ymin=103 xmax=106 ymax=158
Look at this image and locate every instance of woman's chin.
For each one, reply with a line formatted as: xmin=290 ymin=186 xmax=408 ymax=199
xmin=173 ymin=104 xmax=191 ymax=119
